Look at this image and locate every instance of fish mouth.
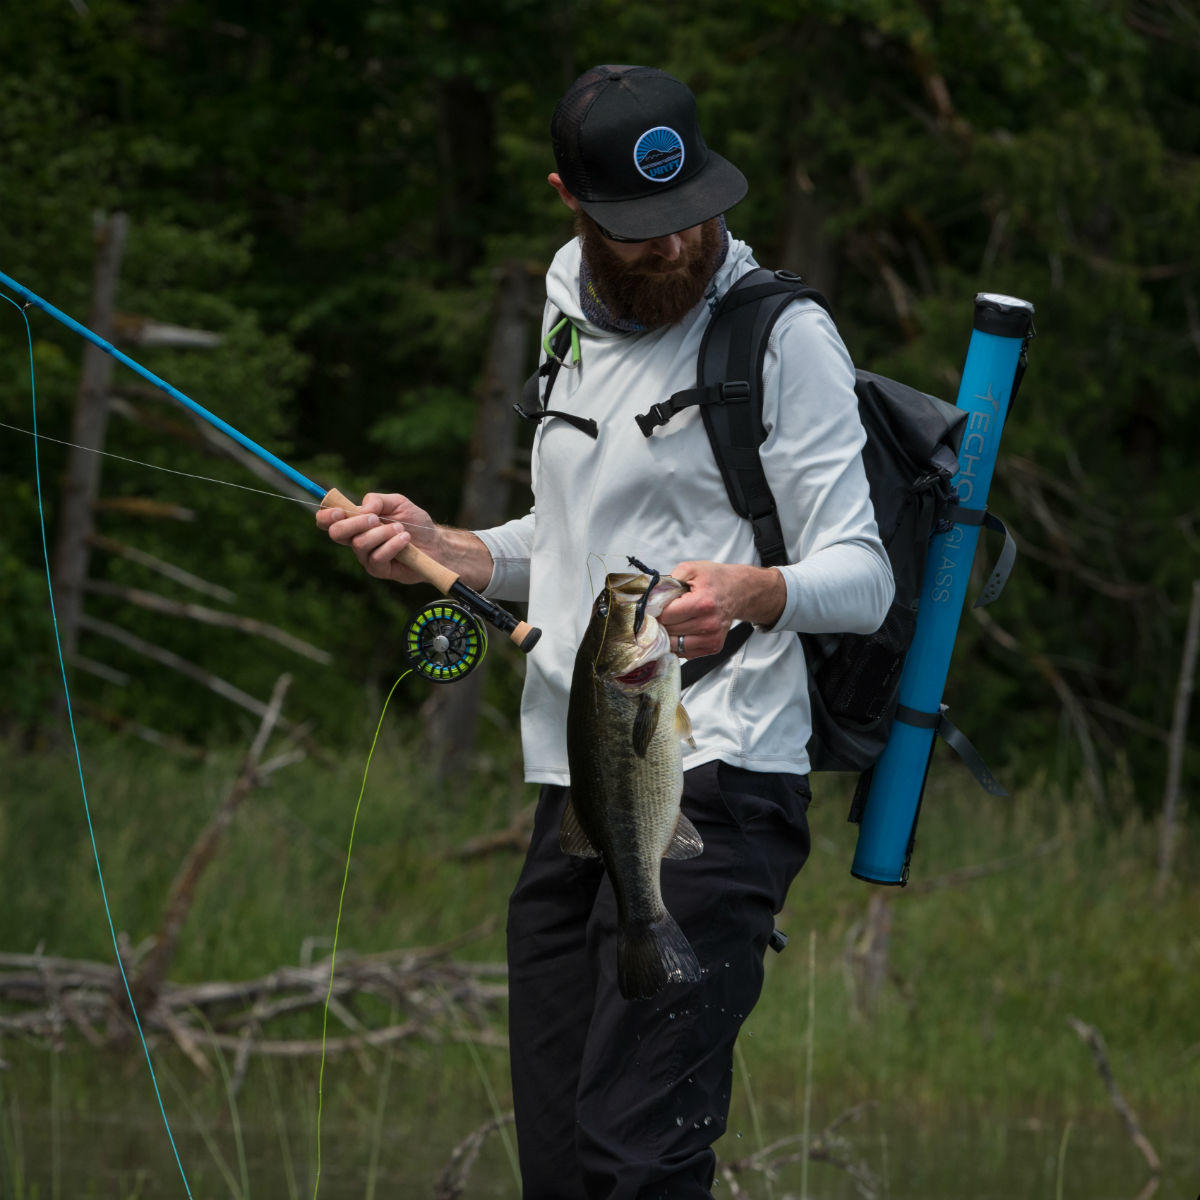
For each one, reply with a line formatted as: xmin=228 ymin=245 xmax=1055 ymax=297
xmin=595 ymin=572 xmax=686 ymax=688
xmin=614 ymin=658 xmax=663 ymax=688
xmin=606 ymin=572 xmax=687 ymax=619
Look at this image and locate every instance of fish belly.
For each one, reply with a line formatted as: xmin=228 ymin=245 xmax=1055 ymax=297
xmin=568 ymin=672 xmax=700 ymax=998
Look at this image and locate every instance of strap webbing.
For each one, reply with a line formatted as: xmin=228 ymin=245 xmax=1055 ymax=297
xmin=634 ymin=380 xmax=752 ymax=437
xmin=894 ymin=703 xmax=1008 ymax=795
xmin=945 ymin=505 xmax=1017 ymax=607
xmin=516 ymin=315 xmax=597 ymax=438
xmin=681 ymin=620 xmax=754 ymax=689
xmin=513 ymin=405 xmax=598 ymax=438
xmin=680 ymin=270 xmax=831 ymax=690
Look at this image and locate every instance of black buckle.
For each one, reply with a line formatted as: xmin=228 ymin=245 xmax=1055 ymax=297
xmin=750 ymin=513 xmax=786 ymax=564
xmin=636 ymin=401 xmax=674 ymax=438
xmin=718 ymin=380 xmax=751 ymax=404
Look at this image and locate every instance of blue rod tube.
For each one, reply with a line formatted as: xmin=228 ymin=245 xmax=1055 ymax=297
xmin=0 ymin=269 xmax=326 ymax=501
xmin=851 ymin=293 xmax=1034 ymax=885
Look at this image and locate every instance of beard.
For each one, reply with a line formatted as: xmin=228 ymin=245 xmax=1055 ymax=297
xmin=576 ymin=212 xmax=724 ymax=330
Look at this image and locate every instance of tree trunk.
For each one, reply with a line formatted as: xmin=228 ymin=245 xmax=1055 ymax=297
xmin=1156 ymin=579 xmax=1200 ymax=896
xmin=52 ymin=212 xmax=128 ymax=659
xmin=421 ymin=262 xmax=535 ymax=777
xmin=780 ymin=165 xmax=839 ymax=298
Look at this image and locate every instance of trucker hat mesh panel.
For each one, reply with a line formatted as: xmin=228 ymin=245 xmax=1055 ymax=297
xmin=551 ymin=65 xmax=635 ymax=200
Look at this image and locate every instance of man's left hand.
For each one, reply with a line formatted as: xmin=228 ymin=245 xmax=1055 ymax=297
xmin=660 ymin=561 xmax=786 ymax=658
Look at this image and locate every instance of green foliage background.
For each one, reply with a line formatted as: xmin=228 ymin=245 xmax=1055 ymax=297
xmin=1 ymin=0 xmax=1197 ymax=804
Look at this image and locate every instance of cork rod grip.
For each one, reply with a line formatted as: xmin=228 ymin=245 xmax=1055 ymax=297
xmin=321 ymin=488 xmax=459 ymax=592
xmin=320 ymin=488 xmax=539 ymax=652
xmin=508 ymin=618 xmax=539 ymax=651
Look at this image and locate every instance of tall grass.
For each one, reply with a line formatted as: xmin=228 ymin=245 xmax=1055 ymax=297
xmin=0 ymin=725 xmax=1195 ymax=1196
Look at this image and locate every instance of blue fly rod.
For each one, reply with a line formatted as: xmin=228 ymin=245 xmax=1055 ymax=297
xmin=1 ymin=268 xmax=326 ymax=502
xmin=1 ymin=268 xmax=540 ymax=652
xmin=851 ymin=293 xmax=1034 ymax=886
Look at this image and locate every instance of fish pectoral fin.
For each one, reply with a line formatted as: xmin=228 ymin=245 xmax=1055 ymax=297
xmin=559 ymin=798 xmax=601 ymax=858
xmin=663 ymin=811 xmax=704 ymax=860
xmin=631 ymin=694 xmax=661 ymax=758
xmin=675 ymin=702 xmax=695 ymax=749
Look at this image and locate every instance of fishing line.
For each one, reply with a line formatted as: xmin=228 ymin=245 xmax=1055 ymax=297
xmin=0 ymin=419 xmax=444 ymax=536
xmin=584 ymin=551 xmax=615 ymax=671
xmin=3 ymin=292 xmax=195 ymax=1197
xmin=0 ymin=418 xmax=321 ymax=507
xmin=312 ymin=669 xmax=409 ymax=1200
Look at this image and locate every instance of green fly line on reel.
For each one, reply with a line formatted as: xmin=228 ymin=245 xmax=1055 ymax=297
xmin=404 ymin=601 xmax=488 ymax=683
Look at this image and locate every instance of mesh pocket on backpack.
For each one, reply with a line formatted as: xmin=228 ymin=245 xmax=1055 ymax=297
xmin=814 ymin=601 xmax=917 ymax=724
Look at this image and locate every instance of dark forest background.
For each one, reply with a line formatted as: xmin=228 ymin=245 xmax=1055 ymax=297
xmin=2 ymin=0 xmax=1198 ymax=814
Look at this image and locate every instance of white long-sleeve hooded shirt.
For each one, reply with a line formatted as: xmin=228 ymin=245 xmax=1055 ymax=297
xmin=476 ymin=235 xmax=894 ymax=785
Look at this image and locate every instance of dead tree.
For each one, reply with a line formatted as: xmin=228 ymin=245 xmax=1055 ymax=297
xmin=421 ymin=261 xmax=536 ymax=777
xmin=52 ymin=211 xmax=128 ymax=659
xmin=1156 ymin=578 xmax=1200 ymax=896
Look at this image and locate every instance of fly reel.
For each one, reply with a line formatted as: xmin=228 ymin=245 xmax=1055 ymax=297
xmin=404 ymin=601 xmax=488 ymax=683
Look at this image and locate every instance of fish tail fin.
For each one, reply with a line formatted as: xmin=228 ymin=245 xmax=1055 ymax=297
xmin=617 ymin=915 xmax=701 ymax=1000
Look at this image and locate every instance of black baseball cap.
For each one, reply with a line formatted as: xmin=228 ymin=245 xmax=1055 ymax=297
xmin=550 ymin=65 xmax=748 ymax=242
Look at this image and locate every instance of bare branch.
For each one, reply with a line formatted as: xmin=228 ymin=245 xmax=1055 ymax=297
xmin=78 ymin=614 xmax=303 ymax=730
xmin=972 ymin=608 xmax=1108 ymax=810
xmin=93 ymin=496 xmax=196 ymax=521
xmin=85 ymin=579 xmax=331 ymax=663
xmin=434 ymin=1113 xmax=517 ymax=1200
xmin=89 ymin=533 xmax=237 ymax=602
xmin=1066 ymin=1016 xmax=1161 ymax=1175
xmin=74 ymin=701 xmax=208 ymax=759
xmin=133 ymin=675 xmax=294 ymax=1010
xmin=112 ymin=313 xmax=222 ymax=349
xmin=453 ymin=801 xmax=536 ymax=859
xmin=67 ymin=652 xmax=129 ymax=687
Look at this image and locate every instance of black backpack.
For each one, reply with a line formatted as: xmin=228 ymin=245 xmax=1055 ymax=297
xmin=519 ymin=267 xmax=1012 ymax=783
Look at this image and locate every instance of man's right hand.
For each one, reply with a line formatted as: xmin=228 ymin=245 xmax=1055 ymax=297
xmin=316 ymin=491 xmax=496 ymax=591
xmin=316 ymin=492 xmax=440 ymax=586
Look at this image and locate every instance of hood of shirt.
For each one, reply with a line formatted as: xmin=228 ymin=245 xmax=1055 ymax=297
xmin=544 ymin=232 xmax=759 ymax=338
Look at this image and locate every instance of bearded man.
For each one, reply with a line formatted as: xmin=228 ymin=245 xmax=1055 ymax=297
xmin=319 ymin=65 xmax=893 ymax=1200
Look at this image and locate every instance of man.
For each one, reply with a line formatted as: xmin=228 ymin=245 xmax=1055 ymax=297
xmin=319 ymin=65 xmax=893 ymax=1200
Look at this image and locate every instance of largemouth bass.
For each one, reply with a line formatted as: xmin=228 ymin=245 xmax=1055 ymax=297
xmin=564 ymin=571 xmax=703 ymax=1000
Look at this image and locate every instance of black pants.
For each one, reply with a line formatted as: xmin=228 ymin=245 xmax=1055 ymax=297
xmin=506 ymin=760 xmax=812 ymax=1200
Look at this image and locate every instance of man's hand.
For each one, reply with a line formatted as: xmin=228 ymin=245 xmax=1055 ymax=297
xmin=659 ymin=561 xmax=786 ymax=658
xmin=316 ymin=492 xmax=437 ymax=585
xmin=317 ymin=492 xmax=496 ymax=590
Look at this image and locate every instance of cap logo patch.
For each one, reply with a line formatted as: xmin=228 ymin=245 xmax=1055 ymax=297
xmin=633 ymin=126 xmax=685 ymax=183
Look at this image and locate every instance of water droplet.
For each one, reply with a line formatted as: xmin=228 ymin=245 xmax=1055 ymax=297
xmin=736 ymin=1131 xmax=744 ymax=1139
xmin=668 ymin=1011 xmax=676 ymax=1020
xmin=723 ymin=961 xmax=730 ymax=968
xmin=693 ymin=1121 xmax=700 ymax=1129
xmin=703 ymin=1115 xmax=713 ymax=1125
xmin=675 ymin=1116 xmax=684 ymax=1126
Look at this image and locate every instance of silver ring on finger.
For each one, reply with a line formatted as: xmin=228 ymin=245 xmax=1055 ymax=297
xmin=677 ymin=634 xmax=685 ymax=655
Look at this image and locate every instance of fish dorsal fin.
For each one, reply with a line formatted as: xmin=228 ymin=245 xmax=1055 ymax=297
xmin=663 ymin=811 xmax=704 ymax=860
xmin=559 ymin=797 xmax=601 ymax=858
xmin=675 ymin=702 xmax=695 ymax=749
xmin=632 ymin=694 xmax=661 ymax=758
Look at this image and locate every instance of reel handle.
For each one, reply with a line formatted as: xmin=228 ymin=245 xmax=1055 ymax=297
xmin=321 ymin=488 xmax=540 ymax=653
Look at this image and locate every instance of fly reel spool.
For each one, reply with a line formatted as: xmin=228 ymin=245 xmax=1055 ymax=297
xmin=404 ymin=601 xmax=488 ymax=683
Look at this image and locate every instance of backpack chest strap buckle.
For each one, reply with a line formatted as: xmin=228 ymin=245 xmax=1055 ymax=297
xmin=635 ymin=380 xmax=751 ymax=437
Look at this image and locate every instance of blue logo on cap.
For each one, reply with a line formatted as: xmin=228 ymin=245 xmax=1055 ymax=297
xmin=634 ymin=126 xmax=685 ymax=183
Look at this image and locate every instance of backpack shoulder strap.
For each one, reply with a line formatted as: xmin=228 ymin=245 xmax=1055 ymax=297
xmin=696 ymin=268 xmax=830 ymax=565
xmin=678 ymin=269 xmax=831 ymax=689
